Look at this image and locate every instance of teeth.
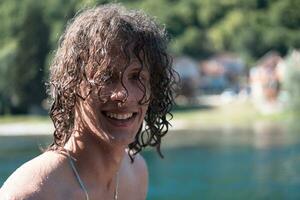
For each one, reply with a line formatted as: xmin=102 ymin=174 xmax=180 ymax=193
xmin=106 ymin=112 xmax=133 ymax=120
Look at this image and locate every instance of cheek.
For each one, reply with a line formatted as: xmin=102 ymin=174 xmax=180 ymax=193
xmin=131 ymin=82 xmax=151 ymax=101
xmin=92 ymin=85 xmax=114 ymax=102
xmin=142 ymin=105 xmax=148 ymax=118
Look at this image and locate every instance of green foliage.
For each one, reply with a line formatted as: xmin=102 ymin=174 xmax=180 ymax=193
xmin=0 ymin=0 xmax=25 ymax=46
xmin=7 ymin=2 xmax=50 ymax=113
xmin=0 ymin=0 xmax=300 ymax=114
xmin=208 ymin=9 xmax=245 ymax=51
xmin=270 ymin=0 xmax=300 ymax=29
xmin=197 ymin=0 xmax=228 ymax=27
xmin=0 ymin=41 xmax=17 ymax=114
xmin=282 ymin=52 xmax=300 ymax=115
xmin=172 ymin=27 xmax=213 ymax=58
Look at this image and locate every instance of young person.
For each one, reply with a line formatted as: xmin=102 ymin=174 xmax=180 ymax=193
xmin=0 ymin=3 xmax=177 ymax=200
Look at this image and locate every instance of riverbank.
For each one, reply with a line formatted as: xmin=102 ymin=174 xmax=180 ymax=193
xmin=0 ymin=101 xmax=293 ymax=136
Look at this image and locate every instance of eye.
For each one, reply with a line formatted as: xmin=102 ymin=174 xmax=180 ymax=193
xmin=102 ymin=73 xmax=119 ymax=84
xmin=102 ymin=75 xmax=113 ymax=84
xmin=129 ymin=73 xmax=141 ymax=81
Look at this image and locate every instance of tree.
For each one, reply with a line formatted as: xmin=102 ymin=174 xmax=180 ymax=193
xmin=8 ymin=2 xmax=50 ymax=113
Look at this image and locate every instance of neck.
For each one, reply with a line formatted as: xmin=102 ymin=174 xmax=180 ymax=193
xmin=64 ymin=129 xmax=126 ymax=188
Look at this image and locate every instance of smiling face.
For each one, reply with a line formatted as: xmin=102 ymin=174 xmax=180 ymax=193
xmin=74 ymin=58 xmax=150 ymax=145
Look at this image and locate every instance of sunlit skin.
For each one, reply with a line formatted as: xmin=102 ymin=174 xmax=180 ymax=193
xmin=75 ymin=60 xmax=150 ymax=146
xmin=0 ymin=60 xmax=150 ymax=200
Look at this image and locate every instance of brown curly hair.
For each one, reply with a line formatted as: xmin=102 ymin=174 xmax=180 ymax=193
xmin=47 ymin=3 xmax=178 ymax=158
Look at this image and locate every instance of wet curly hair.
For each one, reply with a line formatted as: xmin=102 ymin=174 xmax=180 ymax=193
xmin=47 ymin=3 xmax=178 ymax=158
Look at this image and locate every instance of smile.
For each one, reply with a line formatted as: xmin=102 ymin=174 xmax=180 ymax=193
xmin=102 ymin=111 xmax=137 ymax=121
xmin=102 ymin=111 xmax=138 ymax=128
xmin=105 ymin=112 xmax=133 ymax=120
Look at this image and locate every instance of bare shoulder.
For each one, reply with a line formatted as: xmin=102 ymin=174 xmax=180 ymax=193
xmin=134 ymin=153 xmax=149 ymax=198
xmin=132 ymin=153 xmax=148 ymax=179
xmin=122 ymin=152 xmax=148 ymax=199
xmin=124 ymin=151 xmax=148 ymax=182
xmin=0 ymin=151 xmax=68 ymax=199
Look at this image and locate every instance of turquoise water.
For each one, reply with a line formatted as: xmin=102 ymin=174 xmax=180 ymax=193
xmin=1 ymin=125 xmax=300 ymax=199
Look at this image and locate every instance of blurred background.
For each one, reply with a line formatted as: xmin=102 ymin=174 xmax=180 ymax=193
xmin=1 ymin=0 xmax=300 ymax=199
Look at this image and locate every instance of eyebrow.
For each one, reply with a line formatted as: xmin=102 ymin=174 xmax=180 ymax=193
xmin=130 ymin=69 xmax=150 ymax=78
xmin=130 ymin=63 xmax=149 ymax=72
xmin=131 ymin=67 xmax=146 ymax=72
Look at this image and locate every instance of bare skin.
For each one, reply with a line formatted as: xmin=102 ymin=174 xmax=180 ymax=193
xmin=0 ymin=61 xmax=150 ymax=200
xmin=0 ymin=150 xmax=148 ymax=200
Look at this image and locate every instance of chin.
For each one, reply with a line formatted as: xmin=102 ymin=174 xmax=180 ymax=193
xmin=92 ymin=127 xmax=135 ymax=146
xmin=109 ymin=130 xmax=137 ymax=145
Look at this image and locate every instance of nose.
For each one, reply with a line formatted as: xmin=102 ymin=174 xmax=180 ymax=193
xmin=110 ymin=88 xmax=128 ymax=103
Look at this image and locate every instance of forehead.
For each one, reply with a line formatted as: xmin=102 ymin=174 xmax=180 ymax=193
xmin=86 ymin=38 xmax=152 ymax=78
xmin=111 ymin=57 xmax=150 ymax=75
xmin=102 ymin=48 xmax=149 ymax=71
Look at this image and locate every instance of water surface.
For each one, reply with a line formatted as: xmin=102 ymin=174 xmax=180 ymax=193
xmin=1 ymin=123 xmax=300 ymax=200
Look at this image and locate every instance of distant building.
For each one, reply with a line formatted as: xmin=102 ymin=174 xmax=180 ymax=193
xmin=250 ymin=51 xmax=282 ymax=105
xmin=199 ymin=53 xmax=246 ymax=94
xmin=173 ymin=56 xmax=200 ymax=104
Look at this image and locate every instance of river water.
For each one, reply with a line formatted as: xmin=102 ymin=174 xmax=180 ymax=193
xmin=1 ymin=122 xmax=300 ymax=199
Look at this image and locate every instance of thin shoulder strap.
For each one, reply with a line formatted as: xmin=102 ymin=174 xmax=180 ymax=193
xmin=67 ymin=151 xmax=90 ymax=200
